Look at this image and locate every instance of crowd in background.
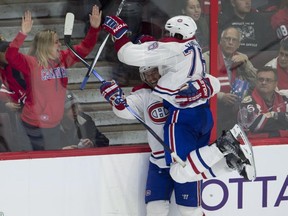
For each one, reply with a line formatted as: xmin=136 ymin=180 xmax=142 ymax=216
xmin=1 ymin=0 xmax=288 ymax=152
xmin=216 ymin=0 xmax=288 ymax=138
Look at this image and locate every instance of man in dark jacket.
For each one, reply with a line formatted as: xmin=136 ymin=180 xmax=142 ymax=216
xmin=61 ymin=91 xmax=109 ymax=149
xmin=238 ymin=66 xmax=288 ymax=138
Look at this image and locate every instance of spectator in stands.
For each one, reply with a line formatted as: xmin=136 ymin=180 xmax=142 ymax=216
xmin=219 ymin=0 xmax=276 ymax=55
xmin=270 ymin=0 xmax=288 ymax=41
xmin=0 ymin=36 xmax=26 ymax=109
xmin=5 ymin=6 xmax=102 ymax=151
xmin=265 ymin=36 xmax=288 ymax=91
xmin=182 ymin=0 xmax=210 ymax=51
xmin=0 ymin=36 xmax=32 ymax=152
xmin=203 ymin=26 xmax=257 ymax=135
xmin=255 ymin=0 xmax=281 ymax=12
xmin=238 ymin=66 xmax=288 ymax=138
xmin=61 ymin=91 xmax=109 ymax=149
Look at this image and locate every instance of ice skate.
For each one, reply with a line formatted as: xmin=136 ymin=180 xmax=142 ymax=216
xmin=216 ymin=124 xmax=256 ymax=181
xmin=216 ymin=129 xmax=241 ymax=156
xmin=225 ymin=153 xmax=255 ymax=181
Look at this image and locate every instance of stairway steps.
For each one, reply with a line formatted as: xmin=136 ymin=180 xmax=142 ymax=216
xmin=103 ymin=130 xmax=147 ymax=145
xmin=80 ymin=102 xmax=111 ymax=112
xmin=0 ymin=1 xmax=80 ymax=20
xmin=98 ymin=124 xmax=145 ymax=133
xmin=0 ymin=17 xmax=86 ymax=42
xmin=88 ymin=110 xmax=139 ymax=126
xmin=67 ymin=63 xmax=117 ymax=84
xmin=70 ymin=87 xmax=133 ymax=103
xmin=0 ymin=0 xmax=148 ymax=146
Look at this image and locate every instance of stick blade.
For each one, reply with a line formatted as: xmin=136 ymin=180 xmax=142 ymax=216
xmin=64 ymin=12 xmax=75 ymax=39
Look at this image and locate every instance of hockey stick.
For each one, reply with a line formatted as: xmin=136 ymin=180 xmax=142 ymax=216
xmin=64 ymin=13 xmax=186 ymax=167
xmin=64 ymin=13 xmax=104 ymax=82
xmin=80 ymin=0 xmax=126 ymax=90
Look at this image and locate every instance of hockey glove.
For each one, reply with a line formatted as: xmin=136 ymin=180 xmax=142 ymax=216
xmin=100 ymin=80 xmax=126 ymax=110
xmin=102 ymin=16 xmax=128 ymax=40
xmin=175 ymin=78 xmax=213 ymax=107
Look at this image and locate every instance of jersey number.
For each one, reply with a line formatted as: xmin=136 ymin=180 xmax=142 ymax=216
xmin=184 ymin=44 xmax=206 ymax=78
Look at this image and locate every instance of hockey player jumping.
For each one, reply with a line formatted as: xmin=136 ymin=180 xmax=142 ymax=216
xmin=100 ymin=14 xmax=256 ymax=216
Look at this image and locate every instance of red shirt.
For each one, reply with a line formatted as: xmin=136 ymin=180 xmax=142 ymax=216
xmin=0 ymin=65 xmax=26 ymax=103
xmin=276 ymin=60 xmax=288 ymax=90
xmin=5 ymin=27 xmax=100 ymax=128
xmin=271 ymin=8 xmax=288 ymax=30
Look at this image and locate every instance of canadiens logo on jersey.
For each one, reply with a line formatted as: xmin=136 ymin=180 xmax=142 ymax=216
xmin=148 ymin=41 xmax=158 ymax=51
xmin=41 ymin=67 xmax=68 ymax=80
xmin=147 ymin=102 xmax=168 ymax=124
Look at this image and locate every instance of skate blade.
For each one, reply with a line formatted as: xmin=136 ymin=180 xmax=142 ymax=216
xmin=230 ymin=124 xmax=257 ymax=181
xmin=244 ymin=164 xmax=256 ymax=181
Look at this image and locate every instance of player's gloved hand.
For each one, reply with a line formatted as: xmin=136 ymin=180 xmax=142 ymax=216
xmin=100 ymin=80 xmax=126 ymax=110
xmin=175 ymin=78 xmax=213 ymax=107
xmin=102 ymin=16 xmax=128 ymax=40
xmin=134 ymin=34 xmax=156 ymax=44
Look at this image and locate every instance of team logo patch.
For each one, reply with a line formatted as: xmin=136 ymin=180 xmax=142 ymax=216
xmin=242 ymin=95 xmax=252 ymax=103
xmin=148 ymin=41 xmax=159 ymax=50
xmin=40 ymin=114 xmax=49 ymax=121
xmin=41 ymin=67 xmax=68 ymax=80
xmin=147 ymin=102 xmax=168 ymax=124
xmin=246 ymin=104 xmax=255 ymax=112
xmin=145 ymin=190 xmax=151 ymax=196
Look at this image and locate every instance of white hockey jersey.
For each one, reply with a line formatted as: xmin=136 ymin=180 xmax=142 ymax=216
xmin=113 ymin=84 xmax=169 ymax=168
xmin=117 ymin=38 xmax=219 ymax=108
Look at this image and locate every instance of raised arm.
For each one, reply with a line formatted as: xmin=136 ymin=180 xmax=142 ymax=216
xmin=89 ymin=5 xmax=102 ymax=29
xmin=21 ymin=10 xmax=33 ymax=35
xmin=5 ymin=10 xmax=33 ymax=75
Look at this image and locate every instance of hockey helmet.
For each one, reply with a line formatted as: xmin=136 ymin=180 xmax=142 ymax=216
xmin=165 ymin=15 xmax=197 ymax=39
xmin=139 ymin=66 xmax=160 ymax=88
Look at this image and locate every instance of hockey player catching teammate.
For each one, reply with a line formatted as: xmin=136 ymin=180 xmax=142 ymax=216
xmin=101 ymin=65 xmax=223 ymax=215
xmin=100 ymin=15 xmax=256 ymax=216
